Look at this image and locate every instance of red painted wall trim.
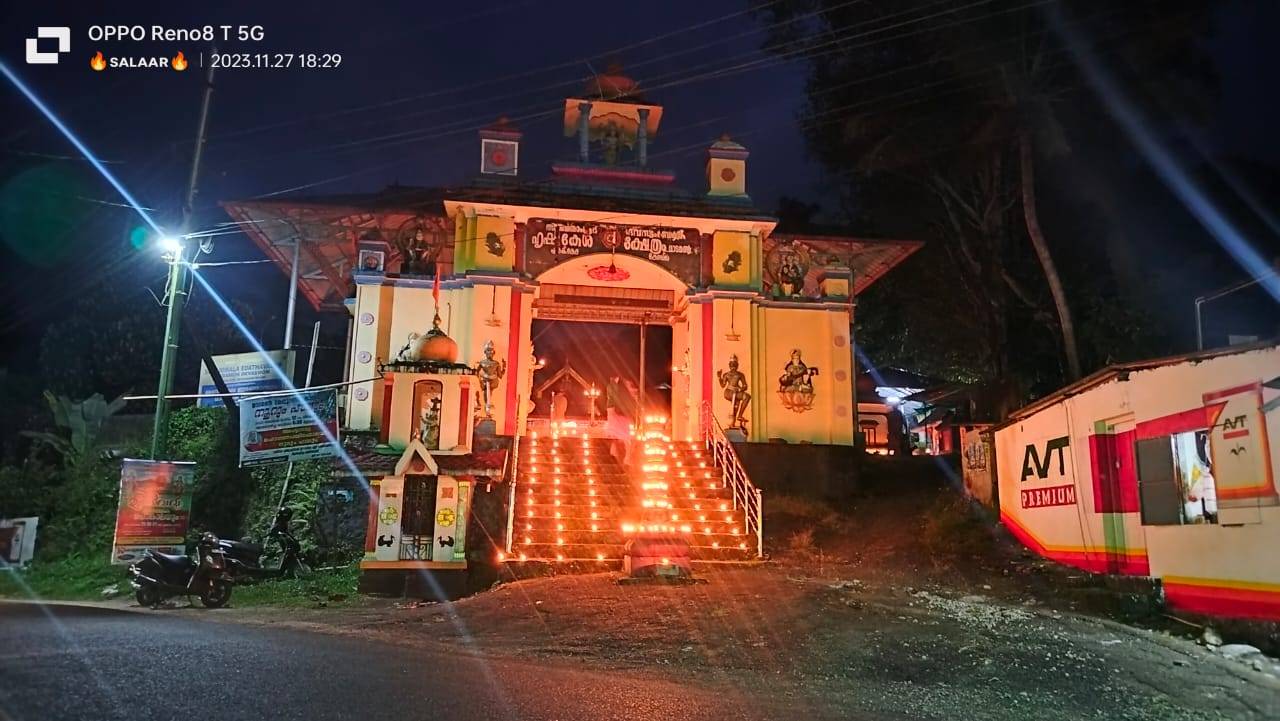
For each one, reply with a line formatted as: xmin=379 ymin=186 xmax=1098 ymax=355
xmin=1000 ymin=510 xmax=1150 ymax=575
xmin=379 ymin=374 xmax=394 ymax=445
xmin=1165 ymin=581 xmax=1280 ymax=621
xmin=504 ymin=289 xmax=523 ymax=435
xmin=513 ymin=223 xmax=525 ymax=273
xmin=701 ymin=302 xmax=713 ymax=420
xmin=1203 ymin=381 xmax=1261 ymax=403
xmin=552 ymin=164 xmax=676 ymax=184
xmin=1136 ymin=407 xmax=1206 ymax=439
xmin=1089 ymin=431 xmax=1139 ymax=513
xmin=459 ymin=381 xmax=470 ymax=447
xmin=363 ymin=480 xmax=380 ymax=553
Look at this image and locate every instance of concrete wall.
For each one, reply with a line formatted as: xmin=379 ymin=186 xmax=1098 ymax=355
xmin=733 ymin=442 xmax=858 ymax=500
xmin=994 ymin=345 xmax=1280 ymax=619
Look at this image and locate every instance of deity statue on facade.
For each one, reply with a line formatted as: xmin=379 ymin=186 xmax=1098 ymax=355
xmin=397 ymin=332 xmax=422 ymax=362
xmin=717 ymin=354 xmax=751 ymax=431
xmin=419 ymin=397 xmax=441 ymax=449
xmin=779 ymin=253 xmax=806 ymax=295
xmin=777 ymin=349 xmax=818 ymax=413
xmin=601 ymin=121 xmax=621 ymax=165
xmin=476 ymin=340 xmax=507 ymax=419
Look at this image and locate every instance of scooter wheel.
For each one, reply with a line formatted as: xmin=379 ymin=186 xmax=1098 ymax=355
xmin=135 ymin=586 xmax=161 ymax=608
xmin=199 ymin=580 xmax=233 ymax=609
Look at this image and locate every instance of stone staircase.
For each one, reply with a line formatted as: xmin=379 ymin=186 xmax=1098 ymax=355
xmin=508 ymin=427 xmax=755 ymax=563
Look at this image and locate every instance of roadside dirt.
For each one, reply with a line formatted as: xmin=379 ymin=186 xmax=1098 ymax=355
xmin=190 ymin=459 xmax=1280 ymax=720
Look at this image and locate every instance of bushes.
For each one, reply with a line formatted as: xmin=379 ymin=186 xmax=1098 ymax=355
xmin=0 ymin=398 xmax=359 ymax=599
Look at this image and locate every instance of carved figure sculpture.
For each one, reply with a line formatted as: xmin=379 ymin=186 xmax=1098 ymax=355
xmin=717 ymin=354 xmax=751 ymax=431
xmin=476 ymin=340 xmax=507 ymax=419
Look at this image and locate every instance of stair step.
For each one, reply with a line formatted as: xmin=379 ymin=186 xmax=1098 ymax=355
xmin=515 ymin=530 xmax=749 ymax=546
xmin=513 ymin=543 xmax=755 ymax=561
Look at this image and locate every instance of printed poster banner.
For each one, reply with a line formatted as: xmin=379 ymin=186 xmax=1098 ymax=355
xmin=1204 ymin=382 xmax=1278 ymax=506
xmin=197 ymin=350 xmax=295 ymax=408
xmin=239 ymin=388 xmax=340 ymax=467
xmin=111 ymin=460 xmax=195 ymax=564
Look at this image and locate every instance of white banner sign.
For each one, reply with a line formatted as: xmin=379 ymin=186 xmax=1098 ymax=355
xmin=238 ymin=388 xmax=339 ymax=467
xmin=198 ymin=350 xmax=295 ymax=408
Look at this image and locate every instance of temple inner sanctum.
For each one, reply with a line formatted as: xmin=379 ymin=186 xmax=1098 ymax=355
xmin=225 ymin=68 xmax=919 ymax=585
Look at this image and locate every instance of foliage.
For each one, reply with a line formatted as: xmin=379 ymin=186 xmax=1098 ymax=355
xmin=242 ymin=460 xmax=337 ymax=562
xmin=231 ymin=566 xmax=360 ymax=608
xmin=920 ymin=494 xmax=991 ymax=559
xmin=37 ymin=279 xmax=259 ymax=403
xmin=22 ymin=391 xmax=126 ymax=464
xmin=758 ymin=0 xmax=1216 ymax=403
xmin=0 ymin=553 xmax=126 ymax=601
xmin=787 ymin=528 xmax=817 ymax=557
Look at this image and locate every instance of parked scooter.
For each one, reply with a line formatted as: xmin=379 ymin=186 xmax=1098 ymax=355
xmin=129 ymin=532 xmax=234 ymax=609
xmin=218 ymin=508 xmax=311 ymax=583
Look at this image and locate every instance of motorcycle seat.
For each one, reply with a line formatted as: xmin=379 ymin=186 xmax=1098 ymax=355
xmin=151 ymin=551 xmax=193 ymax=569
xmin=220 ymin=539 xmax=264 ymax=556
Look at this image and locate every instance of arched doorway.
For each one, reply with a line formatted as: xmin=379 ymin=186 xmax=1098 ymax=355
xmin=525 ymin=252 xmax=692 ymax=437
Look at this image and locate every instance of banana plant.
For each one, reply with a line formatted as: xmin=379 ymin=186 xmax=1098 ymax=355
xmin=22 ymin=391 xmax=127 ymax=465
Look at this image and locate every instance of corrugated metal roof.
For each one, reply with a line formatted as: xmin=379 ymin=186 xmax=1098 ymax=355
xmin=990 ymin=341 xmax=1279 ymax=432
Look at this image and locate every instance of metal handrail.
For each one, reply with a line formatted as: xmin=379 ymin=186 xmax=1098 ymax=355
xmin=505 ymin=415 xmax=520 ymax=555
xmin=700 ymin=401 xmax=763 ymax=558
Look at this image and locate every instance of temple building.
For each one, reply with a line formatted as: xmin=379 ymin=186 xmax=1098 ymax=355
xmin=224 ymin=69 xmax=919 ymax=592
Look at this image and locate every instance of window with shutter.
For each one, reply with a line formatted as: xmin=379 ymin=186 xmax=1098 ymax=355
xmin=1135 ymin=437 xmax=1182 ymax=525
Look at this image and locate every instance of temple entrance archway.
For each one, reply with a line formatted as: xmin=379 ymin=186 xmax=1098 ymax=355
xmin=525 ymin=253 xmax=691 ymax=436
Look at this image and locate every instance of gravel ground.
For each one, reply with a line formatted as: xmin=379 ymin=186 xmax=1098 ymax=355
xmin=186 ymin=562 xmax=1279 ymax=721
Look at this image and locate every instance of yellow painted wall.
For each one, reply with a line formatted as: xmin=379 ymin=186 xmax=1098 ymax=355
xmin=388 ymin=285 xmax=435 ymax=364
xmin=709 ymin=297 xmax=755 ymax=439
xmin=825 ymin=308 xmax=855 ymax=445
xmin=710 ymin=231 xmax=752 ymax=289
xmin=757 ymin=305 xmax=852 ymax=445
xmin=460 ymin=283 xmax=512 ymax=430
xmin=369 ymin=284 xmax=395 ymax=431
xmin=472 ymin=215 xmax=516 ymax=272
xmin=346 ymin=282 xmax=383 ymax=430
xmin=707 ymin=157 xmax=745 ymax=197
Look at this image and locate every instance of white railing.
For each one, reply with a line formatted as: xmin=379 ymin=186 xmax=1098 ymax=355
xmin=701 ymin=402 xmax=763 ymax=558
xmin=505 ymin=426 xmax=520 ymax=555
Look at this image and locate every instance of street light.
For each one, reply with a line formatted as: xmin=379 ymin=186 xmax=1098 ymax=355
xmin=151 ymin=233 xmax=189 ymax=459
xmin=158 ymin=236 xmax=183 ymax=256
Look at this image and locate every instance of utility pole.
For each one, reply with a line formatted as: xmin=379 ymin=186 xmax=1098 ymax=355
xmin=284 ymin=237 xmax=301 ymax=349
xmin=151 ymin=56 xmax=216 ymax=459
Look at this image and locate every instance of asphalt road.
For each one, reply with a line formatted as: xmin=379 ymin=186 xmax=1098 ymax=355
xmin=0 ymin=602 xmax=850 ymax=721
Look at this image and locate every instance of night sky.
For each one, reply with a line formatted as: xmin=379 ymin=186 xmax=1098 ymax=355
xmin=1 ymin=1 xmax=1277 ymax=372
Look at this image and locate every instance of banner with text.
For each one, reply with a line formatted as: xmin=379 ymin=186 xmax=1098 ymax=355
xmin=197 ymin=350 xmax=295 ymax=408
xmin=111 ymin=460 xmax=195 ymax=564
xmin=238 ymin=388 xmax=339 ymax=467
xmin=524 ymin=218 xmax=702 ymax=285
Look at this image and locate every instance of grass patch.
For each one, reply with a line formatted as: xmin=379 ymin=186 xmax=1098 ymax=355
xmin=920 ymin=495 xmax=991 ymax=557
xmin=767 ymin=494 xmax=835 ymax=521
xmin=0 ymin=554 xmax=127 ymax=602
xmin=231 ymin=566 xmax=360 ymax=608
xmin=0 ymin=555 xmax=361 ymax=609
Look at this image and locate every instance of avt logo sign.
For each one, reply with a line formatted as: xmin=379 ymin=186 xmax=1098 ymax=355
xmin=1021 ymin=435 xmax=1070 ymax=482
xmin=26 ymin=27 xmax=71 ymax=64
xmin=1019 ymin=435 xmax=1076 ymax=509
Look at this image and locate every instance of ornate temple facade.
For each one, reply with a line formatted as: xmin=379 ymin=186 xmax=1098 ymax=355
xmin=224 ymin=70 xmax=919 ymax=583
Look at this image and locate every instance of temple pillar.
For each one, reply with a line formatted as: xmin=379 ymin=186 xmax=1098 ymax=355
xmin=637 ymin=107 xmax=650 ymax=167
xmin=577 ymin=101 xmax=592 ymax=162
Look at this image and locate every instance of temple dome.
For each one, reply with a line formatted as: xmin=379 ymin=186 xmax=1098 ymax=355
xmin=418 ymin=327 xmax=458 ymax=364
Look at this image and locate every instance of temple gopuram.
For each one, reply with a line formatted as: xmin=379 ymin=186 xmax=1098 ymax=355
xmin=224 ymin=69 xmax=919 ymax=594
